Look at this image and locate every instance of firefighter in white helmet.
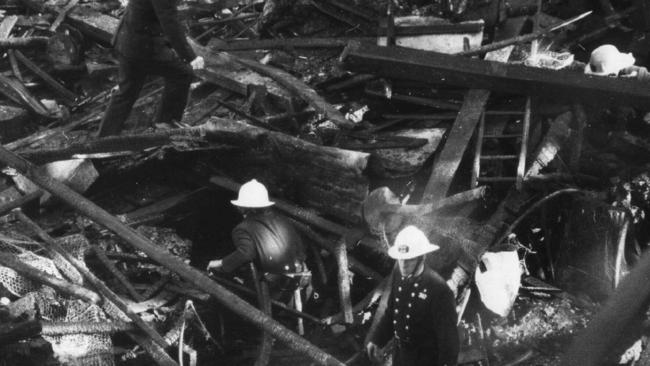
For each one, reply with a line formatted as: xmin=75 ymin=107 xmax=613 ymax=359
xmin=207 ymin=179 xmax=309 ymax=295
xmin=366 ymin=226 xmax=459 ymax=366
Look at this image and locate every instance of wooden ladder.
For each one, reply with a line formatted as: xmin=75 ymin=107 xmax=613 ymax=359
xmin=471 ymin=97 xmax=531 ymax=190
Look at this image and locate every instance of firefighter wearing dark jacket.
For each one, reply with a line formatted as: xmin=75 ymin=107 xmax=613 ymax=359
xmin=207 ymin=179 xmax=308 ymax=292
xmin=97 ymin=0 xmax=205 ymax=137
xmin=366 ymin=226 xmax=459 ymax=366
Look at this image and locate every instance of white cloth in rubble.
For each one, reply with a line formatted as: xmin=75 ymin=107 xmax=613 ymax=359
xmin=475 ymin=250 xmax=522 ymax=317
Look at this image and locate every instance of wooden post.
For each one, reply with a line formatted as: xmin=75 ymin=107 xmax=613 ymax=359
xmin=516 ymin=97 xmax=531 ymax=190
xmin=0 ymin=252 xmax=100 ymax=304
xmin=364 ymin=268 xmax=394 ymax=345
xmin=211 ymin=275 xmax=322 ymax=324
xmin=614 ymin=219 xmax=629 ymax=288
xmin=335 ymin=239 xmax=354 ymax=324
xmin=0 ymin=145 xmax=345 ymax=366
xmin=92 ymin=247 xmax=145 ymax=302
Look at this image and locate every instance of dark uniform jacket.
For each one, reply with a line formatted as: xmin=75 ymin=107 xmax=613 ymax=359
xmin=221 ymin=211 xmax=306 ymax=275
xmin=113 ymin=0 xmax=196 ymax=62
xmin=370 ymin=267 xmax=459 ymax=366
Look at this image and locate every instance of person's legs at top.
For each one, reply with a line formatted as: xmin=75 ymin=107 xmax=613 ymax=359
xmin=147 ymin=55 xmax=193 ymax=126
xmin=97 ymin=56 xmax=147 ymax=137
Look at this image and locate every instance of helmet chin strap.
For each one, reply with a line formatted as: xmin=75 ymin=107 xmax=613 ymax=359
xmin=414 ymin=255 xmax=426 ymax=276
xmin=402 ymin=255 xmax=426 ymax=277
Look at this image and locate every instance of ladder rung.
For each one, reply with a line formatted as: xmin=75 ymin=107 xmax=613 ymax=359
xmin=485 ymin=110 xmax=525 ymax=116
xmin=483 ymin=134 xmax=522 ymax=139
xmin=477 ymin=177 xmax=517 ymax=182
xmin=480 ymin=155 xmax=518 ymax=160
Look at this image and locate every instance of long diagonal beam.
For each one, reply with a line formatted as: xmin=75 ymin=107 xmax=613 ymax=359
xmin=0 ymin=144 xmax=345 ymax=366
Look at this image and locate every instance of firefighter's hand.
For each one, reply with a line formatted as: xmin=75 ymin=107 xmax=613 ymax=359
xmin=206 ymin=259 xmax=223 ymax=272
xmin=366 ymin=342 xmax=382 ymax=363
xmin=190 ymin=56 xmax=205 ymax=70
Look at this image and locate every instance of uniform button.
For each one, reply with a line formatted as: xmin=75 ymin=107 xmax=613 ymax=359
xmin=414 ymin=283 xmax=419 ymax=287
xmin=405 ymin=325 xmax=409 ymax=330
xmin=394 ymin=309 xmax=398 ymax=314
xmin=406 ymin=315 xmax=410 ymax=319
xmin=398 ymin=286 xmax=402 ymax=291
xmin=393 ymin=320 xmax=397 ymax=324
xmin=395 ymin=298 xmax=399 ymax=302
xmin=408 ymin=303 xmax=412 ymax=308
xmin=411 ymin=292 xmax=415 ymax=297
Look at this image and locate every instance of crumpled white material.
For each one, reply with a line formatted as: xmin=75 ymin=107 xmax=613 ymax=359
xmin=475 ymin=251 xmax=522 ymax=317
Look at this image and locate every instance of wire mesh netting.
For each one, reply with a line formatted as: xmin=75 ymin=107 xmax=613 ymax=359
xmin=0 ymin=234 xmax=117 ymax=366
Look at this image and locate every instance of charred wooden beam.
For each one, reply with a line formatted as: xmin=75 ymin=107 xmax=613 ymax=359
xmin=13 ymin=50 xmax=78 ymax=105
xmin=0 ymin=145 xmax=346 ymax=366
xmin=215 ymin=37 xmax=373 ymax=51
xmin=341 ymin=41 xmax=650 ymax=108
xmin=209 ymin=45 xmax=355 ymax=129
xmin=92 ymin=247 xmax=146 ymax=302
xmin=18 ymin=129 xmax=185 ymax=164
xmin=6 ymin=86 xmax=163 ymax=152
xmin=310 ymin=0 xmax=373 ymax=33
xmin=457 ymin=11 xmax=592 ymax=57
xmin=0 ymin=74 xmax=52 ymax=117
xmin=377 ymin=22 xmax=484 ymax=36
xmin=211 ymin=275 xmax=322 ymax=324
xmin=289 ymin=219 xmax=382 ymax=283
xmin=0 ymin=36 xmax=48 ymax=48
xmin=49 ymin=0 xmax=80 ymax=32
xmin=203 ymin=118 xmax=369 ymax=221
xmin=335 ymin=239 xmax=353 ymax=324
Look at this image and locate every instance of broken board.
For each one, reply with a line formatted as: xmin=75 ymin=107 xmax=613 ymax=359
xmin=377 ymin=17 xmax=484 ymax=53
xmin=370 ymin=128 xmax=446 ymax=178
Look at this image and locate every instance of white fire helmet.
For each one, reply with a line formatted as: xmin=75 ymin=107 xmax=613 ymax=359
xmin=584 ymin=44 xmax=635 ymax=76
xmin=231 ymin=179 xmax=275 ymax=208
xmin=388 ymin=226 xmax=440 ymax=260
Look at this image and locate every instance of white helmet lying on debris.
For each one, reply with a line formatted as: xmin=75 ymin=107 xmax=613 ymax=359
xmin=584 ymin=44 xmax=636 ymax=76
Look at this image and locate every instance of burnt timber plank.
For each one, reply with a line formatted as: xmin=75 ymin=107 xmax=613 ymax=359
xmin=341 ymin=40 xmax=650 ymax=109
xmin=18 ymin=0 xmax=292 ymax=105
xmin=418 ymin=17 xmax=527 ymax=203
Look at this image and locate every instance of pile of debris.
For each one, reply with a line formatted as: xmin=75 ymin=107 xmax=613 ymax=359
xmin=0 ymin=0 xmax=649 ymax=365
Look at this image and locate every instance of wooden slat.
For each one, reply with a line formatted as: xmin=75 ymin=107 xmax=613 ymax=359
xmin=13 ymin=50 xmax=78 ymax=105
xmin=0 ymin=16 xmax=18 ymax=39
xmin=471 ymin=113 xmax=484 ymax=188
xmin=516 ymin=97 xmax=531 ymax=189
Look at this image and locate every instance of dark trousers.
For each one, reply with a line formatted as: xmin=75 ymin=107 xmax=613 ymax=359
xmin=393 ymin=341 xmax=438 ymax=366
xmin=97 ymin=54 xmax=193 ymax=137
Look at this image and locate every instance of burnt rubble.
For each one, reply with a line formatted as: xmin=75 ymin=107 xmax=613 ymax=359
xmin=0 ymin=0 xmax=648 ymax=365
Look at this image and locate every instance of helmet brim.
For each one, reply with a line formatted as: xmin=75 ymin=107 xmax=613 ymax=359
xmin=230 ymin=200 xmax=275 ymax=208
xmin=388 ymin=243 xmax=439 ymax=260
